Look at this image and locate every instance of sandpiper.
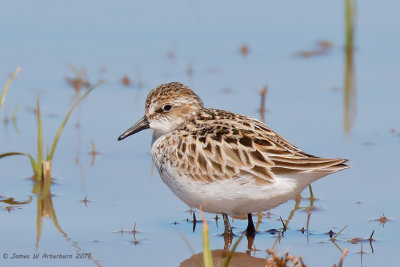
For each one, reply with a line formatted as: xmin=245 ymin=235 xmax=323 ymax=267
xmin=118 ymin=82 xmax=349 ymax=236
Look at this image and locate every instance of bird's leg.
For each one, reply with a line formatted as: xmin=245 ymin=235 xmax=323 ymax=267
xmin=222 ymin=213 xmax=233 ymax=236
xmin=246 ymin=213 xmax=256 ymax=237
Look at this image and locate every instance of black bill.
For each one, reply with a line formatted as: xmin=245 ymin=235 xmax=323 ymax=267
xmin=118 ymin=116 xmax=150 ymax=141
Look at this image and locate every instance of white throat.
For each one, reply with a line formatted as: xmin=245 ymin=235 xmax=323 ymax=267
xmin=151 ymin=129 xmax=166 ymax=145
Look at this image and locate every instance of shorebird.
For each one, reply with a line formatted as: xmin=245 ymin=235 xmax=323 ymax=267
xmin=118 ymin=82 xmax=349 ymax=236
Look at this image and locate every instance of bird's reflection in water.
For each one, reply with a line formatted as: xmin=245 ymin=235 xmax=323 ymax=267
xmin=180 ymin=242 xmax=266 ymax=267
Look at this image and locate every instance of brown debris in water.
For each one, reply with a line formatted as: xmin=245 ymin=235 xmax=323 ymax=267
xmin=81 ymin=195 xmax=91 ymax=207
xmin=130 ymin=223 xmax=140 ymax=245
xmin=121 ymin=76 xmax=131 ymax=87
xmin=379 ymin=214 xmax=388 ymax=225
xmin=240 ymin=44 xmax=249 ymax=56
xmin=299 ymin=50 xmax=325 ymax=58
xmin=89 ymin=139 xmax=100 ymax=167
xmin=348 ymin=230 xmax=375 ymax=253
xmin=265 ymin=249 xmax=306 ymax=267
xmin=116 ymin=223 xmax=139 ymax=235
xmin=297 ymin=40 xmax=334 ymax=58
xmin=66 ymin=66 xmax=90 ymax=93
xmin=168 ymin=49 xmax=175 ymax=59
xmin=372 ymin=213 xmax=390 ymax=226
xmin=132 ymin=222 xmax=138 ymax=235
xmin=333 ymin=248 xmax=349 ymax=267
xmin=317 ymin=40 xmax=333 ymax=49
xmin=259 ymin=86 xmax=268 ymax=122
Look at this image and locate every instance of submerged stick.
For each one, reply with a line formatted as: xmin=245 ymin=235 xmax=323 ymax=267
xmin=259 ymin=86 xmax=268 ymax=122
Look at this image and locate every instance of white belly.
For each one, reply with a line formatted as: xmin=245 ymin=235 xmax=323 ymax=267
xmin=152 ymin=158 xmax=314 ymax=216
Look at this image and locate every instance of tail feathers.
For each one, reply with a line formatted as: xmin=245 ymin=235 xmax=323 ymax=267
xmin=271 ymin=157 xmax=350 ymax=176
xmin=312 ymin=159 xmax=350 ymax=174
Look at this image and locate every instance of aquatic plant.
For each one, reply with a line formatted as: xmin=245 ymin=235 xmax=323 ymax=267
xmin=0 ymin=81 xmax=104 ymax=189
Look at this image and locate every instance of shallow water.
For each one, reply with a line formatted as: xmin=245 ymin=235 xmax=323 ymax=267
xmin=1 ymin=0 xmax=400 ymax=266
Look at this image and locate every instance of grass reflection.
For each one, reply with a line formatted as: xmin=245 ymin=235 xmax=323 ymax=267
xmin=34 ymin=185 xmax=67 ymax=249
xmin=32 ymin=177 xmax=102 ymax=266
xmin=0 ymin=196 xmax=32 ymax=205
xmin=0 ymin=195 xmax=32 ymax=213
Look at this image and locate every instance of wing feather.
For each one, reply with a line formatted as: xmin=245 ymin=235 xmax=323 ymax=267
xmin=170 ymin=108 xmax=349 ymax=184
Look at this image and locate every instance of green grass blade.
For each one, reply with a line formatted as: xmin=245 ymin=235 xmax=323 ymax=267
xmin=47 ymin=80 xmax=104 ymax=161
xmin=200 ymin=210 xmax=213 ymax=267
xmin=224 ymin=233 xmax=244 ymax=267
xmin=332 ymin=225 xmax=348 ymax=240
xmin=36 ymin=96 xmax=43 ymax=181
xmin=0 ymin=67 xmax=21 ymax=111
xmin=0 ymin=152 xmax=38 ymax=176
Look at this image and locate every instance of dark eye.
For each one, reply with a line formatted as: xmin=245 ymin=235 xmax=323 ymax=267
xmin=162 ymin=104 xmax=173 ymax=112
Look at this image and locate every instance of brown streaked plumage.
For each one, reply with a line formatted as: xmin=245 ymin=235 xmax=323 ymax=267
xmin=151 ymin=107 xmax=348 ymax=185
xmin=118 ymin=82 xmax=350 ymax=236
